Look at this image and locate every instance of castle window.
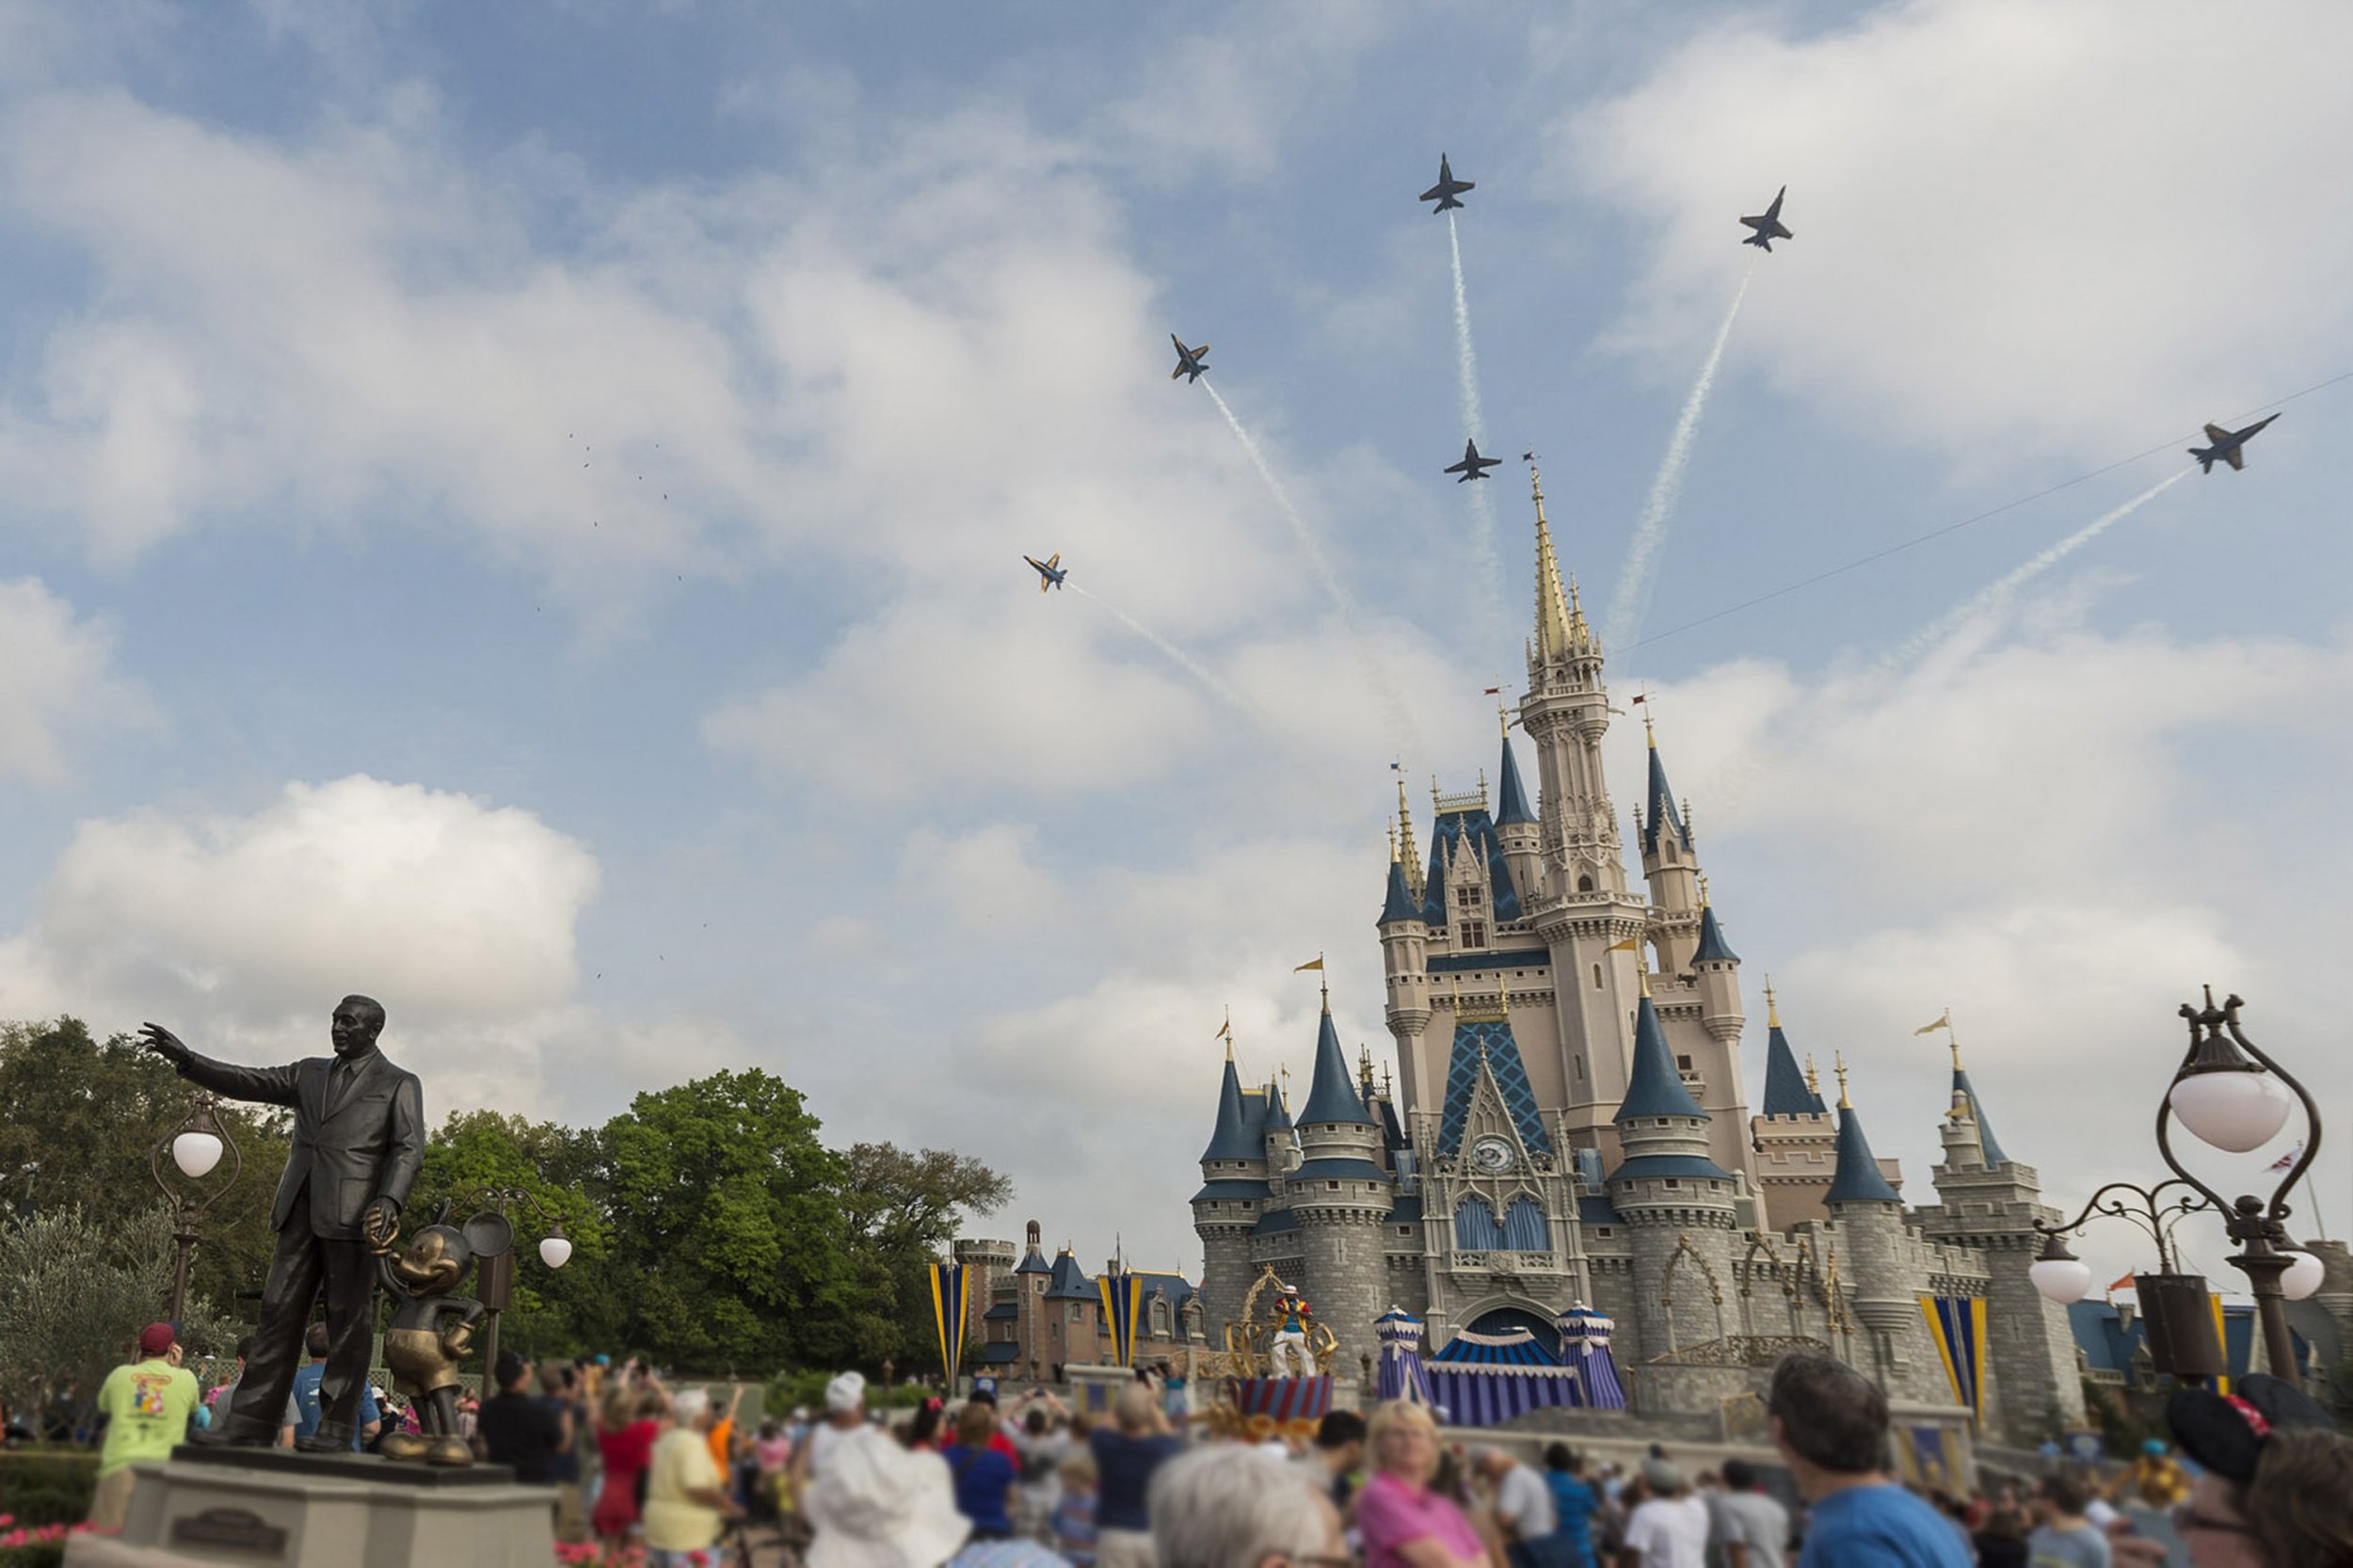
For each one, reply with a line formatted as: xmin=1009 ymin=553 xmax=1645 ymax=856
xmin=1578 ymin=874 xmax=1594 ymax=892
xmin=1456 ymin=886 xmax=1481 ymax=908
xmin=1663 ymin=1177 xmax=1679 ymax=1188
xmin=1596 ymin=1227 xmax=1613 ymax=1238
xmin=1677 ymin=1054 xmax=1692 ymax=1070
xmin=1328 ymin=1181 xmax=1340 ymax=1191
xmin=1459 ymin=918 xmax=1487 ymax=948
xmin=1574 ymin=1057 xmax=1584 ymax=1081
xmin=1592 ymin=964 xmax=1602 ymax=988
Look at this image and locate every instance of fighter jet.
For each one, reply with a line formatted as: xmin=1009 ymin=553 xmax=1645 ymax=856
xmin=1444 ymin=439 xmax=1502 ymax=482
xmin=1024 ymin=552 xmax=1067 ymax=593
xmin=2188 ymin=414 xmax=2280 ymax=473
xmin=1419 ymin=154 xmax=1474 ymax=214
xmin=1739 ymin=186 xmax=1793 ymax=251
xmin=1169 ymin=335 xmax=1209 ymax=383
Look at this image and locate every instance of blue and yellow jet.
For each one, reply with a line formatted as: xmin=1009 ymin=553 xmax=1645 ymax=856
xmin=1024 ymin=552 xmax=1067 ymax=593
xmin=1170 ymin=335 xmax=1209 ymax=383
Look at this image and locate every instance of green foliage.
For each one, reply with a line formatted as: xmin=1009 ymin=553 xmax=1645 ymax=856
xmin=766 ymin=1368 xmax=932 ymax=1415
xmin=0 ymin=1022 xmax=1012 ymax=1383
xmin=0 ymin=1207 xmax=236 ymax=1426
xmin=0 ymin=1449 xmax=99 ymax=1528
xmin=0 ymin=1017 xmax=292 ymax=1315
xmin=2081 ymin=1376 xmax=2144 ymax=1456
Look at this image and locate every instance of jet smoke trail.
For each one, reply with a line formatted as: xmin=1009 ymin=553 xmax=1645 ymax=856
xmin=1449 ymin=213 xmax=1504 ymax=653
xmin=1605 ymin=268 xmax=1755 ymax=654
xmin=1888 ymin=468 xmax=2194 ymax=670
xmin=1070 ymin=584 xmax=1273 ymax=734
xmin=1200 ymin=381 xmax=1418 ymax=749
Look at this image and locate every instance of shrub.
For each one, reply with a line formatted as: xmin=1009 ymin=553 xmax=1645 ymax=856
xmin=0 ymin=1453 xmax=97 ymax=1531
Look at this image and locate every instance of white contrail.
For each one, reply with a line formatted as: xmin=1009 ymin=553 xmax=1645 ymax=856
xmin=1605 ymin=268 xmax=1754 ymax=653
xmin=1200 ymin=381 xmax=1417 ymax=749
xmin=1449 ymin=212 xmax=1504 ymax=654
xmin=1888 ymin=468 xmax=2193 ymax=670
xmin=1070 ymin=584 xmax=1273 ymax=734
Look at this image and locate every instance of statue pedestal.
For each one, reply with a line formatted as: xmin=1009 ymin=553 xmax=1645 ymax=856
xmin=64 ymin=1448 xmax=555 ymax=1568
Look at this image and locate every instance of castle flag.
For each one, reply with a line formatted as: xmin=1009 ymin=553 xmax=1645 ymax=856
xmin=1914 ymin=1011 xmax=1952 ymax=1036
xmin=1294 ymin=957 xmax=1325 ymax=971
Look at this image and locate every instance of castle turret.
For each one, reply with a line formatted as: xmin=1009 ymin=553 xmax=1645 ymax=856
xmin=1495 ymin=725 xmax=1545 ymax=906
xmin=1918 ymin=1042 xmax=2089 ymax=1444
xmin=1607 ymin=981 xmax=1739 ymax=1359
xmin=1192 ymin=1038 xmax=1272 ymax=1335
xmin=1379 ymin=789 xmax=1434 ymax=1106
xmin=1823 ymin=1062 xmax=1943 ymax=1398
xmin=1690 ymin=888 xmax=1744 ymax=1047
xmin=1749 ymin=984 xmax=1837 ymax=1229
xmin=1290 ymin=981 xmax=1391 ymax=1375
xmin=1638 ymin=720 xmax=1704 ymax=972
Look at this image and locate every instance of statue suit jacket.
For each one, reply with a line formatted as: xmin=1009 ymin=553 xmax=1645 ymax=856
xmin=175 ymin=1048 xmax=424 ymax=1241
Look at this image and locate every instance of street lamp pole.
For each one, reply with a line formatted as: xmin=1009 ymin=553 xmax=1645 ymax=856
xmin=148 ymin=1092 xmax=242 ymax=1324
xmin=2155 ymin=989 xmax=2323 ymax=1389
xmin=467 ymin=1185 xmax=571 ymax=1377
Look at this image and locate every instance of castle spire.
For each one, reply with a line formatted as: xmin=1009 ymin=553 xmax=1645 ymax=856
xmin=1200 ymin=1051 xmax=1257 ymax=1161
xmin=1529 ymin=468 xmax=1590 ymax=662
xmin=1825 ymin=1064 xmax=1903 ymax=1206
xmin=1759 ymin=989 xmax=1824 ymax=1117
xmin=1300 ymin=992 xmax=1375 ymax=1127
xmin=1495 ymin=729 xmax=1537 ymax=827
xmin=1395 ymin=776 xmax=1422 ymax=898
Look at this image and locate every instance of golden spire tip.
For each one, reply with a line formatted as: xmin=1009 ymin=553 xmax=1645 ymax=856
xmin=1764 ymin=977 xmax=1779 ymax=1029
xmin=1833 ymin=1051 xmax=1851 ymax=1111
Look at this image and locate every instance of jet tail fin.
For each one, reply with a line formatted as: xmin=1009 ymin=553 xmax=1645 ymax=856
xmin=2189 ymin=446 xmax=2217 ymax=472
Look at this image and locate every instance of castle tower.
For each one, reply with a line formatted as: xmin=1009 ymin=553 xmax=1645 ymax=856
xmin=1379 ymin=791 xmax=1435 ymax=1110
xmin=1637 ymin=718 xmax=1704 ymax=973
xmin=1518 ymin=470 xmax=1650 ymax=1160
xmin=1918 ymin=1041 xmax=2089 ymax=1443
xmin=952 ymin=1235 xmax=1016 ymax=1368
xmin=1012 ymin=1221 xmax=1054 ymax=1374
xmin=1748 ymin=984 xmax=1836 ymax=1229
xmin=1823 ymin=1064 xmax=1945 ymax=1401
xmin=1263 ymin=1073 xmax=1297 ymax=1203
xmin=1290 ymin=981 xmax=1392 ymax=1375
xmin=1191 ymin=1038 xmax=1272 ymax=1335
xmin=1606 ymin=981 xmax=1740 ymax=1359
xmin=1496 ymin=724 xmax=1545 ymax=906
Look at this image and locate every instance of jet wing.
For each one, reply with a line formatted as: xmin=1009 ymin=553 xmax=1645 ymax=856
xmin=2224 ymin=448 xmax=2246 ymax=472
xmin=1045 ymin=553 xmax=1060 ymax=569
xmin=1419 ymin=181 xmax=1447 ymax=202
xmin=2203 ymin=424 xmax=2233 ymax=444
xmin=1770 ymin=220 xmax=1793 ymax=239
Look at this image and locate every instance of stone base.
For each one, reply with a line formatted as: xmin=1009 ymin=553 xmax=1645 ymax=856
xmin=66 ymin=1450 xmax=555 ymax=1568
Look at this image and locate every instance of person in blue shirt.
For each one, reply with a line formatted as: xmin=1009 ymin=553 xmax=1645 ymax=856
xmin=1766 ymin=1353 xmax=1966 ymax=1568
xmin=1540 ymin=1444 xmax=1600 ymax=1568
xmin=290 ymin=1323 xmax=382 ymax=1452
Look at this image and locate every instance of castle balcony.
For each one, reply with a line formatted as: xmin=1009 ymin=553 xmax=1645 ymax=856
xmin=1445 ymin=1251 xmax=1570 ymax=1282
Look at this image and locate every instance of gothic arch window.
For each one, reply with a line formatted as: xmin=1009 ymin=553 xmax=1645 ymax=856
xmin=1150 ymin=1298 xmax=1171 ymax=1336
xmin=1578 ymin=874 xmax=1594 ymax=892
xmin=1500 ymin=1197 xmax=1548 ymax=1252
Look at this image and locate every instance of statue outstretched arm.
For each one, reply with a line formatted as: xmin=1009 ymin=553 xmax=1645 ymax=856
xmin=138 ymin=1024 xmax=300 ymax=1107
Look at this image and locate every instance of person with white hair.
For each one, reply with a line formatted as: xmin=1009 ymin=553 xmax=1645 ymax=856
xmin=644 ymin=1385 xmax=740 ymax=1567
xmin=1150 ymin=1446 xmax=1348 ymax=1568
xmin=807 ymin=1425 xmax=977 ymax=1568
xmin=794 ymin=1370 xmax=872 ymax=1511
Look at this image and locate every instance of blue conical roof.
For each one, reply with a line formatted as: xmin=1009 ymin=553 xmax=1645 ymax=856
xmin=1641 ymin=738 xmax=1689 ymax=856
xmin=1496 ymin=735 xmax=1536 ymax=826
xmin=1300 ymin=1003 xmax=1375 ymax=1126
xmin=1953 ymin=1067 xmax=2009 ymax=1165
xmin=1201 ymin=1056 xmax=1258 ymax=1161
xmin=1760 ymin=1023 xmax=1827 ymax=1116
xmin=1614 ymin=994 xmax=1705 ymax=1122
xmin=1046 ymin=1248 xmax=1096 ymax=1300
xmin=1263 ymin=1078 xmax=1292 ymax=1132
xmin=1825 ymin=1101 xmax=1902 ymax=1205
xmin=1380 ymin=858 xmax=1422 ymax=925
xmin=1692 ymin=904 xmax=1739 ymax=964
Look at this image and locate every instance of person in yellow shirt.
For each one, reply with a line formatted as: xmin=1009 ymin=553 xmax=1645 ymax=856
xmin=88 ymin=1324 xmax=201 ymax=1528
xmin=644 ymin=1387 xmax=741 ymax=1567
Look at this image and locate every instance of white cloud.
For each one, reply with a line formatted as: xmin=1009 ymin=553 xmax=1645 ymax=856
xmin=0 ymin=776 xmax=598 ymax=1091
xmin=1564 ymin=0 xmax=2353 ymax=462
xmin=0 ymin=577 xmax=149 ymax=782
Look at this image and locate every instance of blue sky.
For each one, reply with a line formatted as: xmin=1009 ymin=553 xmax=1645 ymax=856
xmin=4 ymin=0 xmax=2351 ymax=1293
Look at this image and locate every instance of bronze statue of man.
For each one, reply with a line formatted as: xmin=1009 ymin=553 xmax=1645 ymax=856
xmin=141 ymin=996 xmax=424 ymax=1451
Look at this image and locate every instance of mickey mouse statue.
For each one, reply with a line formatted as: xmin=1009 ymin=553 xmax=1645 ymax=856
xmin=370 ymin=1204 xmax=503 ymax=1465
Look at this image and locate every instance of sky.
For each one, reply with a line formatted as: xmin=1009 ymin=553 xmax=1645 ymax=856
xmin=2 ymin=0 xmax=2350 ymax=1303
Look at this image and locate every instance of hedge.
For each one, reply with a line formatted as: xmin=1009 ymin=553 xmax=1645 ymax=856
xmin=0 ymin=1452 xmax=96 ymax=1531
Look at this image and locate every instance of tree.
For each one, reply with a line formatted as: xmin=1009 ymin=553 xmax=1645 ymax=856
xmin=0 ymin=1206 xmax=234 ymax=1426
xmin=406 ymin=1109 xmax=610 ymax=1357
xmin=0 ymin=1018 xmax=290 ymax=1317
xmin=598 ymin=1069 xmax=882 ymax=1372
xmin=835 ymin=1144 xmax=1014 ymax=1368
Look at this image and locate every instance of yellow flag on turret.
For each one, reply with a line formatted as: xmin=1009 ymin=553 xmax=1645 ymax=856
xmin=1605 ymin=938 xmax=1640 ymax=953
xmin=1294 ymin=957 xmax=1325 ymax=971
xmin=1914 ymin=1011 xmax=1952 ymax=1036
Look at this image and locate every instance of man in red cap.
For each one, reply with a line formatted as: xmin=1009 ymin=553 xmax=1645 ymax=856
xmin=88 ymin=1323 xmax=200 ymax=1528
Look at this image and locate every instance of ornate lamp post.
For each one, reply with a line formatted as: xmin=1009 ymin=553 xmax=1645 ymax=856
xmin=2032 ymin=989 xmax=2324 ymax=1388
xmin=149 ymin=1092 xmax=242 ymax=1324
xmin=466 ymin=1185 xmax=571 ymax=1377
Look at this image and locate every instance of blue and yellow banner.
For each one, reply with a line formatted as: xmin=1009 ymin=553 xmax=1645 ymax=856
xmin=1918 ymin=1295 xmax=1988 ymax=1425
xmin=2209 ymin=1291 xmax=2231 ymax=1395
xmin=928 ymin=1261 xmax=970 ymax=1381
xmin=1097 ymin=1271 xmax=1144 ymax=1368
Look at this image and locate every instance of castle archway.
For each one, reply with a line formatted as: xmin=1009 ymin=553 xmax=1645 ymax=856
xmin=1463 ymin=1305 xmax=1561 ymax=1359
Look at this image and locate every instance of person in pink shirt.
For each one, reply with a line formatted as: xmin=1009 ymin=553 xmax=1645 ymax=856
xmin=1358 ymin=1402 xmax=1497 ymax=1568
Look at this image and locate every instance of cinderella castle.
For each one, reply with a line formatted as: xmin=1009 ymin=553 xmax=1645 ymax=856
xmin=1190 ymin=472 xmax=2088 ymax=1446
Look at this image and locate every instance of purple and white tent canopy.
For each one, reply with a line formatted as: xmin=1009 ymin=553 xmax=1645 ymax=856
xmin=1375 ymin=1306 xmax=1435 ymax=1406
xmin=1423 ymin=1327 xmax=1579 ymax=1427
xmin=1555 ymin=1302 xmax=1627 ymax=1410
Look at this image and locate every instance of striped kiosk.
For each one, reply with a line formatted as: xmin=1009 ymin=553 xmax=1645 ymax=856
xmin=1555 ymin=1303 xmax=1627 ymax=1410
xmin=1375 ymin=1306 xmax=1435 ymax=1406
xmin=1423 ymin=1327 xmax=1579 ymax=1428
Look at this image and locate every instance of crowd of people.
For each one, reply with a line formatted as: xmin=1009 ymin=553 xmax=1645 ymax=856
xmin=32 ymin=1325 xmax=2353 ymax=1568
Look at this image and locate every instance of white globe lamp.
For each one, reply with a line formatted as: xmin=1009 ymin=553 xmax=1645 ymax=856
xmin=2168 ymin=1069 xmax=2293 ymax=1154
xmin=171 ymin=1129 xmax=225 ymax=1179
xmin=2029 ymin=1234 xmax=2095 ymax=1305
xmin=538 ymin=1233 xmax=573 ymax=1269
xmin=2281 ymin=1250 xmax=2326 ymax=1303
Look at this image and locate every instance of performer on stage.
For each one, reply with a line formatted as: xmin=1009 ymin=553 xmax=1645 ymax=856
xmin=1268 ymin=1285 xmax=1316 ymax=1378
